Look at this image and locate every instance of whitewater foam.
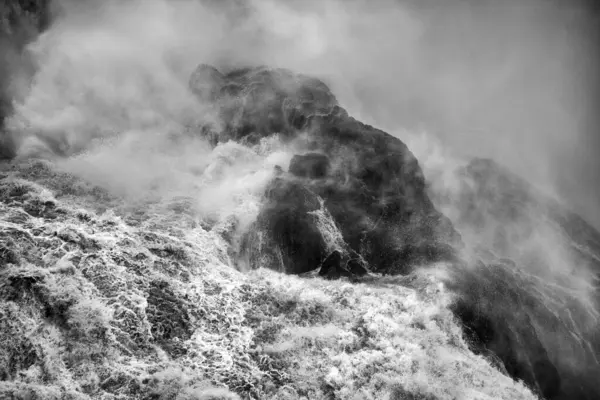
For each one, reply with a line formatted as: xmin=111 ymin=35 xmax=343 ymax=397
xmin=0 ymin=152 xmax=541 ymax=399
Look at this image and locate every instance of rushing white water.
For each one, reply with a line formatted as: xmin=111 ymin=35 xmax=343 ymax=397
xmin=0 ymin=155 xmax=540 ymax=399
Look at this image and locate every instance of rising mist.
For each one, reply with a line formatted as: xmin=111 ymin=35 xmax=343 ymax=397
xmin=1 ymin=1 xmax=599 ymax=399
xmin=4 ymin=0 xmax=599 ymax=226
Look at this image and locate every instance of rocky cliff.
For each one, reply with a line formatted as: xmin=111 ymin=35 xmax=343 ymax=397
xmin=432 ymin=158 xmax=600 ymax=400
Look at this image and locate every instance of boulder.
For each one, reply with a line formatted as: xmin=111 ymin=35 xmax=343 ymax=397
xmin=191 ymin=65 xmax=461 ymax=275
xmin=345 ymin=250 xmax=369 ymax=276
xmin=318 ymin=249 xmax=369 ymax=280
xmin=318 ymin=250 xmax=348 ymax=279
xmin=189 ymin=65 xmax=338 ymax=144
xmin=240 ymin=178 xmax=328 ymax=275
xmin=240 ymin=175 xmax=371 ymax=278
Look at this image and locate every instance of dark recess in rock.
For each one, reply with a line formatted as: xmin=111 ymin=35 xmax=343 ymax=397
xmin=449 ymin=262 xmax=562 ymax=400
xmin=319 ymin=250 xmax=348 ymax=279
xmin=241 ymin=178 xmax=328 ymax=275
xmin=318 ymin=249 xmax=369 ymax=280
xmin=345 ymin=260 xmax=367 ymax=277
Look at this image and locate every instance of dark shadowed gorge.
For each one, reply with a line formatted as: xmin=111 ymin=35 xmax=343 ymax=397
xmin=0 ymin=1 xmax=599 ymax=400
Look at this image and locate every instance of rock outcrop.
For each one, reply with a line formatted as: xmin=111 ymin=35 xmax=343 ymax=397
xmin=240 ymin=177 xmax=330 ymax=275
xmin=190 ymin=65 xmax=461 ymax=277
xmin=435 ymin=158 xmax=600 ymax=400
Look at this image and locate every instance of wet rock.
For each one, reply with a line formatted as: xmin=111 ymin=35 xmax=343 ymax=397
xmin=194 ymin=65 xmax=461 ymax=275
xmin=345 ymin=255 xmax=369 ymax=276
xmin=449 ymin=260 xmax=563 ymax=400
xmin=437 ymin=158 xmax=600 ymax=400
xmin=190 ymin=66 xmax=338 ymax=143
xmin=318 ymin=250 xmax=369 ymax=280
xmin=388 ymin=385 xmax=439 ymax=400
xmin=241 ymin=178 xmax=328 ymax=274
xmin=289 ymin=153 xmax=330 ymax=179
xmin=318 ymin=250 xmax=350 ymax=280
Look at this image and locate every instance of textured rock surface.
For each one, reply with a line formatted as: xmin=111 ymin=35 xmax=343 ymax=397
xmin=433 ymin=158 xmax=600 ymax=400
xmin=240 ymin=177 xmax=329 ymax=275
xmin=190 ymin=65 xmax=461 ymax=276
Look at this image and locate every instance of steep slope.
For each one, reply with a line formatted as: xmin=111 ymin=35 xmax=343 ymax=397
xmin=429 ymin=158 xmax=600 ymax=400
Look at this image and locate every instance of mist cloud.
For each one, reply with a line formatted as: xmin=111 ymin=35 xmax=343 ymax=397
xmin=3 ymin=0 xmax=598 ymax=228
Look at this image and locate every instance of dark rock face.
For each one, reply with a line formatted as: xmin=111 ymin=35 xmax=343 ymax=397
xmin=449 ymin=261 xmax=562 ymax=400
xmin=318 ymin=250 xmax=345 ymax=278
xmin=191 ymin=65 xmax=461 ymax=276
xmin=289 ymin=152 xmax=330 ymax=179
xmin=191 ymin=66 xmax=338 ymax=145
xmin=241 ymin=178 xmax=328 ymax=275
xmin=319 ymin=249 xmax=368 ymax=280
xmin=435 ymin=158 xmax=600 ymax=400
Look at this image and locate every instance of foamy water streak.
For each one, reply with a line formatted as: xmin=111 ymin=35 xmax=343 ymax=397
xmin=308 ymin=197 xmax=347 ymax=253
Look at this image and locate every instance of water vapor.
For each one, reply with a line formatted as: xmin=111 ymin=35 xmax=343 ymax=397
xmin=4 ymin=0 xmax=598 ymax=225
xmin=1 ymin=0 xmax=599 ymax=397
